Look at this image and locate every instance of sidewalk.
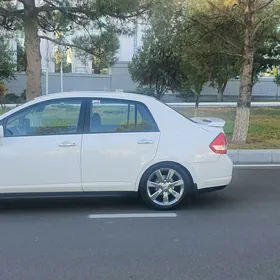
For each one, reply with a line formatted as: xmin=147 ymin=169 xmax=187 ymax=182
xmin=228 ymin=150 xmax=280 ymax=164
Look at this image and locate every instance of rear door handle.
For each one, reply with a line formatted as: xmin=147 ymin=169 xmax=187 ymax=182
xmin=137 ymin=139 xmax=154 ymax=144
xmin=59 ymin=141 xmax=76 ymax=147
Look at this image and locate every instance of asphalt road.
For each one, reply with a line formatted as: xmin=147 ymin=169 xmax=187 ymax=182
xmin=0 ymin=166 xmax=280 ymax=280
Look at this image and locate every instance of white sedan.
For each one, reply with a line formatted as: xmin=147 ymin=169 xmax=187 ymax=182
xmin=0 ymin=91 xmax=233 ymax=210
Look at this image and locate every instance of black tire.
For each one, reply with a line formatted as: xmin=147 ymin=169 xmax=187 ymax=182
xmin=139 ymin=162 xmax=193 ymax=210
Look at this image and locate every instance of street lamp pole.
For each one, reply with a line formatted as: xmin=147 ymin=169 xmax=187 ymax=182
xmin=60 ymin=56 xmax=63 ymax=92
xmin=58 ymin=46 xmax=64 ymax=93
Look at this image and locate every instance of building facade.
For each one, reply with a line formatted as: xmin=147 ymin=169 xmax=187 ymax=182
xmin=5 ymin=20 xmax=144 ymax=75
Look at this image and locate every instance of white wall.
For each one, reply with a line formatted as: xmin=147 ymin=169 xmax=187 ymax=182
xmin=40 ymin=37 xmax=55 ymax=73
xmin=117 ymin=35 xmax=135 ymax=62
xmin=117 ymin=21 xmax=145 ymax=62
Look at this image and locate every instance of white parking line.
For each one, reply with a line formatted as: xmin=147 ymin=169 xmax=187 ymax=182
xmin=88 ymin=213 xmax=177 ymax=219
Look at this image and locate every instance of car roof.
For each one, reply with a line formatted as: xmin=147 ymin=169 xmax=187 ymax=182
xmin=0 ymin=91 xmax=159 ymax=120
xmin=34 ymin=91 xmax=157 ymax=102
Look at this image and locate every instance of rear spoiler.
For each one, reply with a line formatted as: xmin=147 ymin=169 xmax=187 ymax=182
xmin=190 ymin=117 xmax=226 ymax=128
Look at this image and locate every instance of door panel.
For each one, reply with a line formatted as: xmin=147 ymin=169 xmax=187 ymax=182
xmin=81 ymin=132 xmax=160 ymax=191
xmin=81 ymin=98 xmax=160 ymax=191
xmin=0 ymin=98 xmax=84 ymax=193
xmin=0 ymin=135 xmax=82 ymax=193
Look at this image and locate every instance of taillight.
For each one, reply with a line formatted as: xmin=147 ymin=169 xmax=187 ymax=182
xmin=209 ymin=133 xmax=227 ymax=154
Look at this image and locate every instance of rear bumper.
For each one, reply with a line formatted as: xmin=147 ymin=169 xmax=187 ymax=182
xmin=201 ymin=175 xmax=232 ymax=189
xmin=192 ymin=183 xmax=228 ymax=196
xmin=192 ymin=155 xmax=233 ymax=190
xmin=197 ymin=184 xmax=228 ymax=194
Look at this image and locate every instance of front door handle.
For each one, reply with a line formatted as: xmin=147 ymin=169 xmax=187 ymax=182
xmin=137 ymin=139 xmax=154 ymax=144
xmin=59 ymin=141 xmax=76 ymax=147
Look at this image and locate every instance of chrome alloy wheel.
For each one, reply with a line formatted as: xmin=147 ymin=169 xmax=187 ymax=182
xmin=147 ymin=168 xmax=185 ymax=206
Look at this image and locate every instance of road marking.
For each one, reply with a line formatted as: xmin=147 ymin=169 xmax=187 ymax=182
xmin=88 ymin=213 xmax=177 ymax=219
xmin=234 ymin=164 xmax=280 ymax=168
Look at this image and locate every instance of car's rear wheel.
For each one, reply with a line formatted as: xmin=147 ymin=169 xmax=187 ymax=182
xmin=139 ymin=163 xmax=193 ymax=210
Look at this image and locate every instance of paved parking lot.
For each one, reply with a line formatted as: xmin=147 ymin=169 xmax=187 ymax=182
xmin=0 ymin=166 xmax=280 ymax=280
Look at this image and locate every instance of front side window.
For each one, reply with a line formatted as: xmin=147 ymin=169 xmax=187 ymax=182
xmin=90 ymin=99 xmax=158 ymax=133
xmin=5 ymin=98 xmax=83 ymax=137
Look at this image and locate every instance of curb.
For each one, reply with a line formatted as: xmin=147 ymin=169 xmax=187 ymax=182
xmin=228 ymin=150 xmax=280 ymax=164
xmin=168 ymin=102 xmax=280 ymax=108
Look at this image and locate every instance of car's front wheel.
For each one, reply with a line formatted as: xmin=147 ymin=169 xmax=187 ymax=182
xmin=139 ymin=163 xmax=193 ymax=210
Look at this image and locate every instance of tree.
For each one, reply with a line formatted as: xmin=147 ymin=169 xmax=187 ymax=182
xmin=0 ymin=80 xmax=8 ymax=108
xmin=253 ymin=20 xmax=280 ymax=79
xmin=0 ymin=36 xmax=16 ymax=81
xmin=0 ymin=0 xmax=152 ymax=101
xmin=129 ymin=0 xmax=187 ymax=99
xmin=177 ymin=23 xmax=242 ymax=104
xmin=16 ymin=42 xmax=27 ymax=72
xmin=54 ymin=45 xmax=72 ymax=73
xmin=131 ymin=0 xmax=280 ymax=115
xmin=0 ymin=34 xmax=17 ymax=108
xmin=230 ymin=1 xmax=280 ymax=144
xmin=129 ymin=0 xmax=242 ymax=103
xmin=128 ymin=31 xmax=185 ymax=99
xmin=184 ymin=13 xmax=280 ymax=103
xmin=179 ymin=47 xmax=210 ymax=108
xmin=187 ymin=0 xmax=280 ymax=144
xmin=73 ymin=30 xmax=120 ymax=74
xmin=274 ymin=70 xmax=280 ymax=100
xmin=207 ymin=55 xmax=241 ymax=102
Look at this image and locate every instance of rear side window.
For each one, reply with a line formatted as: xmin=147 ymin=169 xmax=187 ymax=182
xmin=89 ymin=99 xmax=159 ymax=133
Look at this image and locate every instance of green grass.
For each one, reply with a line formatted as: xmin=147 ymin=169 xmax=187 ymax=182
xmin=175 ymin=107 xmax=280 ymax=149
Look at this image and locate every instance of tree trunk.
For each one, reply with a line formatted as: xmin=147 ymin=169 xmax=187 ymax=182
xmin=232 ymin=20 xmax=254 ymax=144
xmin=217 ymin=81 xmax=227 ymax=102
xmin=195 ymin=94 xmax=200 ymax=108
xmin=194 ymin=94 xmax=200 ymax=117
xmin=94 ymin=66 xmax=101 ymax=74
xmin=0 ymin=96 xmax=5 ymax=109
xmin=24 ymin=3 xmax=42 ymax=101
